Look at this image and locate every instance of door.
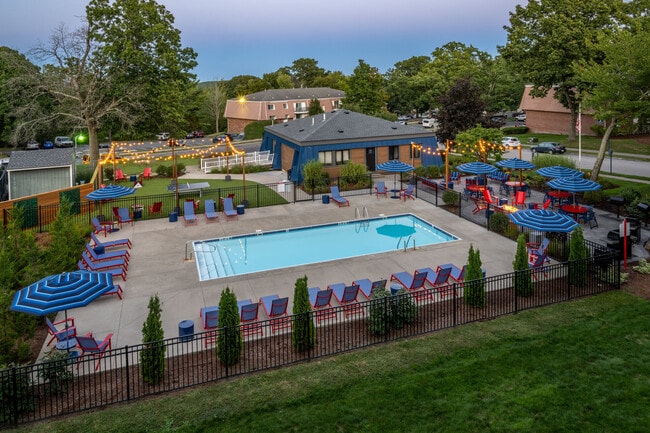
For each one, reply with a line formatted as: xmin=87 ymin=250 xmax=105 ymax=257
xmin=366 ymin=147 xmax=376 ymax=171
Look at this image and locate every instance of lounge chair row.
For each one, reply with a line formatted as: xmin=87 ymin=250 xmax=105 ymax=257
xmin=78 ymin=231 xmax=133 ymax=282
xmin=182 ymin=197 xmax=239 ymax=226
xmin=199 ymin=294 xmax=290 ymax=347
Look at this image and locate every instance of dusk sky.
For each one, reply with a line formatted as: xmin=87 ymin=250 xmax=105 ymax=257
xmin=1 ymin=0 xmax=523 ymax=82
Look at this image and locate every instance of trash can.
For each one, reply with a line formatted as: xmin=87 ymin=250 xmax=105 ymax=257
xmin=390 ymin=284 xmax=403 ymax=296
xmin=168 ymin=211 xmax=178 ymax=223
xmin=322 ymin=195 xmax=330 ymax=204
xmin=133 ymin=208 xmax=142 ymax=220
xmin=236 ymin=205 xmax=245 ymax=215
xmin=178 ymin=320 xmax=194 ymax=342
xmin=129 ymin=175 xmax=137 ymax=183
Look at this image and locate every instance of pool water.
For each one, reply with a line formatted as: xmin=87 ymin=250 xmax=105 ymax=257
xmin=193 ymin=214 xmax=459 ymax=281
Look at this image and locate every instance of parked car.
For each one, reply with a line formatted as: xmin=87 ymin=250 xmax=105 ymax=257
xmin=421 ymin=118 xmax=438 ymax=129
xmin=531 ymin=141 xmax=566 ymax=154
xmin=54 ymin=136 xmax=74 ymax=148
xmin=25 ymin=140 xmax=40 ymax=150
xmin=212 ymin=135 xmax=226 ymax=143
xmin=515 ymin=113 xmax=527 ymax=122
xmin=156 ymin=132 xmax=170 ymax=140
xmin=185 ymin=131 xmax=204 ymax=139
xmin=501 ymin=136 xmax=521 ymax=148
xmin=41 ymin=140 xmax=54 ymax=149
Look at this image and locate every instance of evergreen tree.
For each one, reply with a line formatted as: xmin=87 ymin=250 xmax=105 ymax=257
xmin=291 ymin=276 xmax=315 ymax=352
xmin=569 ymin=226 xmax=588 ymax=287
xmin=141 ymin=295 xmax=165 ymax=384
xmin=217 ymin=287 xmax=242 ymax=366
xmin=44 ymin=198 xmax=85 ymax=274
xmin=464 ymin=244 xmax=486 ymax=307
xmin=513 ymin=234 xmax=533 ymax=297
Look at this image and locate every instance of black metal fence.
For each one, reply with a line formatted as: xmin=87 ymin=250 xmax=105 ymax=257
xmin=1 ymin=252 xmax=619 ymax=428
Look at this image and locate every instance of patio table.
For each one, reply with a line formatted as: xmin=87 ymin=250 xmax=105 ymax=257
xmin=562 ymin=204 xmax=588 ymax=221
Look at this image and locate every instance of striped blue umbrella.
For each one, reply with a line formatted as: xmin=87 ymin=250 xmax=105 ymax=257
xmin=546 ymin=177 xmax=601 ymax=193
xmin=85 ymin=185 xmax=136 ymax=201
xmin=495 ymin=158 xmax=536 ymax=183
xmin=456 ymin=161 xmax=499 ymax=175
xmin=536 ymin=166 xmax=584 ymax=178
xmin=376 ymin=160 xmax=414 ymax=195
xmin=509 ymin=209 xmax=579 ymax=233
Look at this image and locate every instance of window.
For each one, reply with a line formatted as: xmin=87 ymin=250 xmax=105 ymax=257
xmin=283 ymin=103 xmax=288 ymax=109
xmin=389 ymin=145 xmax=400 ymax=160
xmin=333 ymin=100 xmax=342 ymax=109
xmin=410 ymin=145 xmax=420 ymax=159
xmin=318 ymin=150 xmax=350 ymax=166
xmin=267 ymin=104 xmax=275 ymax=110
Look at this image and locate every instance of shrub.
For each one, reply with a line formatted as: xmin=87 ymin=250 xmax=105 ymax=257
xmin=339 ymin=161 xmax=368 ymax=189
xmin=103 ymin=167 xmax=114 ymax=181
xmin=488 ymin=211 xmax=509 ymax=234
xmin=217 ymin=287 xmax=242 ymax=366
xmin=40 ymin=349 xmax=74 ymax=395
xmin=43 ymin=198 xmax=85 ymax=274
xmin=569 ymin=227 xmax=588 ymax=287
xmin=582 ymin=190 xmax=606 ymax=205
xmin=442 ymin=190 xmax=459 ymax=206
xmin=141 ymin=294 xmax=165 ymax=384
xmin=513 ymin=234 xmax=533 ymax=297
xmin=291 ymin=276 xmax=315 ymax=352
xmin=301 ymin=159 xmax=329 ymax=191
xmin=391 ymin=288 xmax=417 ymax=329
xmin=367 ymin=288 xmax=391 ymax=335
xmin=633 ymin=259 xmax=650 ymax=275
xmin=75 ymin=165 xmax=93 ymax=185
xmin=533 ymin=154 xmax=576 ymax=169
xmin=155 ymin=163 xmax=187 ymax=178
xmin=501 ymin=126 xmax=529 ymax=134
xmin=464 ymin=245 xmax=486 ymax=307
xmin=0 ymin=364 xmax=33 ymax=423
xmin=415 ymin=164 xmax=442 ymax=179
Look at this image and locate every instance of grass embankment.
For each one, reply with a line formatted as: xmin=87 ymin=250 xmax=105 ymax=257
xmin=18 ymin=291 xmax=650 ymax=433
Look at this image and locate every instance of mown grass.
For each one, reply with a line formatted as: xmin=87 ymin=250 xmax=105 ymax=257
xmin=16 ymin=291 xmax=650 ymax=433
xmin=516 ymin=133 xmax=648 ymax=155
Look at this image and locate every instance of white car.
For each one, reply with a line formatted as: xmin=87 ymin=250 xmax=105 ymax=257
xmin=502 ymin=137 xmax=521 ymax=148
xmin=54 ymin=136 xmax=74 ymax=148
xmin=515 ymin=114 xmax=527 ymax=122
xmin=156 ymin=132 xmax=170 ymax=140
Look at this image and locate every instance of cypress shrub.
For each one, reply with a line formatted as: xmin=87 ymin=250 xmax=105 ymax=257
xmin=464 ymin=245 xmax=486 ymax=307
xmin=292 ymin=276 xmax=315 ymax=352
xmin=391 ymin=288 xmax=417 ymax=329
xmin=488 ymin=211 xmax=510 ymax=234
xmin=442 ymin=190 xmax=459 ymax=206
xmin=217 ymin=287 xmax=242 ymax=366
xmin=141 ymin=294 xmax=165 ymax=384
xmin=569 ymin=227 xmax=588 ymax=287
xmin=368 ymin=288 xmax=391 ymax=335
xmin=513 ymin=234 xmax=533 ymax=297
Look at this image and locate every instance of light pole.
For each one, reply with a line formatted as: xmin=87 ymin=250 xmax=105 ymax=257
xmin=169 ymin=138 xmax=179 ymax=212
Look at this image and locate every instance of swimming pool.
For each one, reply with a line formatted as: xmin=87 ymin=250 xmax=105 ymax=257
xmin=193 ymin=214 xmax=459 ymax=281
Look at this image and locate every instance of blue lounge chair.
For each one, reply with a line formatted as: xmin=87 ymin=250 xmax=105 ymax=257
xmin=390 ymin=270 xmax=430 ymax=301
xmin=81 ymin=251 xmax=128 ymax=271
xmin=438 ymin=263 xmax=466 ymax=282
xmin=330 ymin=284 xmax=363 ymax=317
xmin=222 ymin=196 xmax=239 ymax=221
xmin=101 ymin=284 xmax=123 ymax=300
xmin=183 ymin=200 xmax=198 ymax=226
xmin=77 ymin=260 xmax=127 ymax=281
xmin=204 ymin=199 xmax=219 ymax=223
xmin=352 ymin=278 xmax=387 ymax=299
xmin=45 ymin=316 xmax=76 ymax=347
xmin=260 ymin=295 xmax=291 ymax=333
xmin=90 ymin=231 xmax=132 ymax=250
xmin=415 ymin=266 xmax=454 ymax=298
xmin=374 ymin=181 xmax=388 ymax=198
xmin=116 ymin=207 xmax=134 ymax=228
xmin=308 ymin=287 xmax=336 ymax=323
xmin=527 ymin=238 xmax=551 ymax=264
xmin=85 ymin=243 xmax=130 ymax=262
xmin=239 ymin=299 xmax=262 ymax=336
xmin=530 ymin=253 xmax=549 ymax=280
xmin=199 ymin=305 xmax=220 ymax=347
xmin=329 ymin=186 xmax=350 ymax=207
xmin=76 ymin=332 xmax=113 ymax=371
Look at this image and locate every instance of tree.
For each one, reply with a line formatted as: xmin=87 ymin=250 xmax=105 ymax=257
xmin=43 ymin=198 xmax=85 ymax=275
xmin=385 ymin=56 xmax=431 ymax=115
xmin=513 ymin=234 xmax=533 ymax=297
xmin=573 ymin=19 xmax=650 ymax=180
xmin=500 ymin=0 xmax=624 ymax=141
xmin=87 ymin=0 xmax=199 ymax=142
xmin=454 ymin=125 xmax=504 ymax=162
xmin=141 ymin=294 xmax=165 ymax=384
xmin=464 ymin=244 xmax=486 ymax=307
xmin=436 ymin=77 xmax=486 ymax=144
xmin=308 ymin=98 xmax=323 ymax=115
xmin=290 ymin=58 xmax=325 ymax=88
xmin=344 ymin=60 xmax=387 ymax=115
xmin=569 ymin=226 xmax=588 ymax=287
xmin=291 ymin=275 xmax=314 ymax=352
xmin=205 ymin=80 xmax=226 ymax=133
xmin=217 ymin=287 xmax=242 ymax=366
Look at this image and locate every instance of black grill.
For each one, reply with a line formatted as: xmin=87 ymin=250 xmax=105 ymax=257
xmin=638 ymin=203 xmax=649 ymax=227
xmin=608 ymin=196 xmax=625 ymax=218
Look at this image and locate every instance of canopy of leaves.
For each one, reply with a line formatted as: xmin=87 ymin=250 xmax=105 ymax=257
xmin=436 ymin=77 xmax=486 ymax=143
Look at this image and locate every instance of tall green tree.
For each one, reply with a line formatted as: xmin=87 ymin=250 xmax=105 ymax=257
xmin=385 ymin=56 xmax=431 ymax=115
xmin=290 ymin=58 xmax=326 ymax=88
xmin=436 ymin=77 xmax=486 ymax=143
xmin=513 ymin=234 xmax=533 ymax=297
xmin=569 ymin=226 xmax=588 ymax=287
xmin=573 ymin=18 xmax=650 ymax=180
xmin=454 ymin=125 xmax=504 ymax=162
xmin=43 ymin=198 xmax=85 ymax=275
xmin=87 ymin=0 xmax=199 ymax=142
xmin=141 ymin=294 xmax=165 ymax=384
xmin=291 ymin=276 xmax=315 ymax=352
xmin=500 ymin=0 xmax=624 ymax=141
xmin=217 ymin=287 xmax=242 ymax=366
xmin=344 ymin=60 xmax=387 ymax=115
xmin=464 ymin=244 xmax=486 ymax=307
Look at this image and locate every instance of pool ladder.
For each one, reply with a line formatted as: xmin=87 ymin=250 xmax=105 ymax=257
xmin=397 ymin=235 xmax=416 ymax=251
xmin=355 ymin=207 xmax=369 ymax=233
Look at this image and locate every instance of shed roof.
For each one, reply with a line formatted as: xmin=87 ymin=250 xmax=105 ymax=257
xmin=7 ymin=149 xmax=74 ymax=171
xmin=265 ymin=110 xmax=435 ymax=144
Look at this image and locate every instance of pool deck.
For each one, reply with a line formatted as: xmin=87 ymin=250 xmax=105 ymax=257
xmin=37 ymin=170 xmax=649 ymax=361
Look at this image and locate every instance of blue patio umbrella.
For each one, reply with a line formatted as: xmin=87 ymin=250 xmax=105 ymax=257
xmin=536 ymin=166 xmax=584 ymax=179
xmin=11 ymin=271 xmax=115 ymax=348
xmin=376 ymin=223 xmax=416 ymax=238
xmin=495 ymin=158 xmax=536 ymax=183
xmin=456 ymin=161 xmax=499 ymax=186
xmin=376 ymin=160 xmax=415 ymax=197
xmin=85 ymin=184 xmax=136 ymax=201
xmin=508 ymin=209 xmax=579 ymax=233
xmin=546 ymin=177 xmax=601 ymax=205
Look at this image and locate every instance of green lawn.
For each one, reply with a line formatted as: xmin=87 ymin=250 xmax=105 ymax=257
xmin=17 ymin=291 xmax=650 ymax=433
xmin=515 ymin=133 xmax=649 ymax=156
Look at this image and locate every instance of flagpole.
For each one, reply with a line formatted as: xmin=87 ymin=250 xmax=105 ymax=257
xmin=577 ymin=103 xmax=582 ymax=170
